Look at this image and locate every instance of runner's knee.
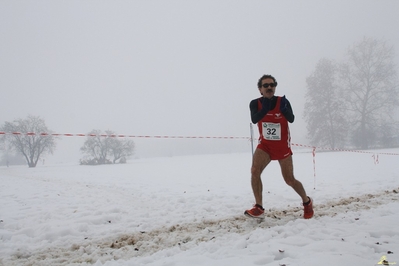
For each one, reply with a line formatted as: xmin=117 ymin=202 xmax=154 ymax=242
xmin=284 ymin=176 xmax=296 ymax=187
xmin=251 ymin=165 xmax=262 ymax=177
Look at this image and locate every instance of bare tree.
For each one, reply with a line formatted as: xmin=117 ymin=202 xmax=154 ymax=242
xmin=340 ymin=37 xmax=399 ymax=149
xmin=304 ymin=58 xmax=348 ymax=149
xmin=80 ymin=130 xmax=135 ymax=165
xmin=0 ymin=116 xmax=57 ymax=168
xmin=109 ymin=137 xmax=135 ymax=164
xmin=80 ymin=130 xmax=112 ymax=164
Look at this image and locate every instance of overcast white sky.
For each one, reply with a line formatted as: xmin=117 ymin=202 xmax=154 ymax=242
xmin=1 ymin=0 xmax=399 ymax=160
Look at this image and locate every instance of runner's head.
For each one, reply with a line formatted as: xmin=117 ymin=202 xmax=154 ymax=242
xmin=258 ymin=74 xmax=278 ymax=98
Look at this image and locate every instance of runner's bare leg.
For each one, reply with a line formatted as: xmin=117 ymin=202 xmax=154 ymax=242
xmin=279 ymin=155 xmax=309 ymax=203
xmin=251 ymin=148 xmax=271 ymax=206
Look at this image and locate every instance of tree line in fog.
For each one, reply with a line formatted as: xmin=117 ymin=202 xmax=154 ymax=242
xmin=0 ymin=117 xmax=134 ymax=168
xmin=304 ymin=37 xmax=399 ymax=149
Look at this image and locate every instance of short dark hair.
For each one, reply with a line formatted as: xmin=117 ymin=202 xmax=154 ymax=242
xmin=257 ymin=74 xmax=278 ymax=88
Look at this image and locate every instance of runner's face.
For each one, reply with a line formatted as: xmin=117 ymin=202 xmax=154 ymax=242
xmin=259 ymin=78 xmax=276 ymax=99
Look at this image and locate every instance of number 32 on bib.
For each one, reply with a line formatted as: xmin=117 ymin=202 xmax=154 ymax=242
xmin=262 ymin=122 xmax=281 ymax=140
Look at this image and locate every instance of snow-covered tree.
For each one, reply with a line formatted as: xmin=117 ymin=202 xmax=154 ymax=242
xmin=340 ymin=37 xmax=399 ymax=149
xmin=304 ymin=58 xmax=348 ymax=149
xmin=80 ymin=130 xmax=134 ymax=165
xmin=1 ymin=116 xmax=57 ymax=167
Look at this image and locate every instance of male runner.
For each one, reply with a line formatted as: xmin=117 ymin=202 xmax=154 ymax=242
xmin=244 ymin=74 xmax=314 ymax=219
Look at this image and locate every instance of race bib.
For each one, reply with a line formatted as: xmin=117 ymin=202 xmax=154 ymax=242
xmin=262 ymin=122 xmax=281 ymax=140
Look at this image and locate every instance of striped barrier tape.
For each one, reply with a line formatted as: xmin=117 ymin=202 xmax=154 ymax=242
xmin=1 ymin=131 xmax=398 ymax=156
xmin=0 ymin=132 xmax=248 ymax=140
xmin=3 ymin=131 xmax=398 ymax=189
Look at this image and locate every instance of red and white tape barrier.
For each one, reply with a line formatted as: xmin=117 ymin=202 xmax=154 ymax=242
xmin=3 ymin=131 xmax=398 ymax=189
xmin=1 ymin=131 xmax=398 ymax=155
xmin=0 ymin=132 xmax=248 ymax=140
xmin=291 ymin=143 xmax=399 ymax=156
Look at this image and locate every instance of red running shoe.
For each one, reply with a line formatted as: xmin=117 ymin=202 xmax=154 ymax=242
xmin=303 ymin=197 xmax=314 ymax=219
xmin=244 ymin=204 xmax=265 ymax=218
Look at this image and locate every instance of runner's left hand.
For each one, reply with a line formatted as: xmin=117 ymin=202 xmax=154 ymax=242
xmin=280 ymin=95 xmax=288 ymax=112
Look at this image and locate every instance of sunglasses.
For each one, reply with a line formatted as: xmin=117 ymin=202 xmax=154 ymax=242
xmin=261 ymin=83 xmax=277 ymax=88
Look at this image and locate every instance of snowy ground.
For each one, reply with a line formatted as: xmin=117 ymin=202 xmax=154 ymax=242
xmin=1 ymin=148 xmax=399 ymax=266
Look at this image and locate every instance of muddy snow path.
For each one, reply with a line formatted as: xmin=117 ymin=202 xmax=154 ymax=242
xmin=4 ymin=188 xmax=398 ymax=266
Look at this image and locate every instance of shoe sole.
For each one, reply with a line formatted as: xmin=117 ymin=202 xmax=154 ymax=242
xmin=244 ymin=211 xmax=265 ymax=219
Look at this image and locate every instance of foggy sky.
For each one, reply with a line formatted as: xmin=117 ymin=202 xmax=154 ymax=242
xmin=1 ymin=1 xmax=399 ymax=161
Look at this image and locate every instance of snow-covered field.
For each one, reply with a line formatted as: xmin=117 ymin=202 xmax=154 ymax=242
xmin=1 ymin=148 xmax=399 ymax=266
